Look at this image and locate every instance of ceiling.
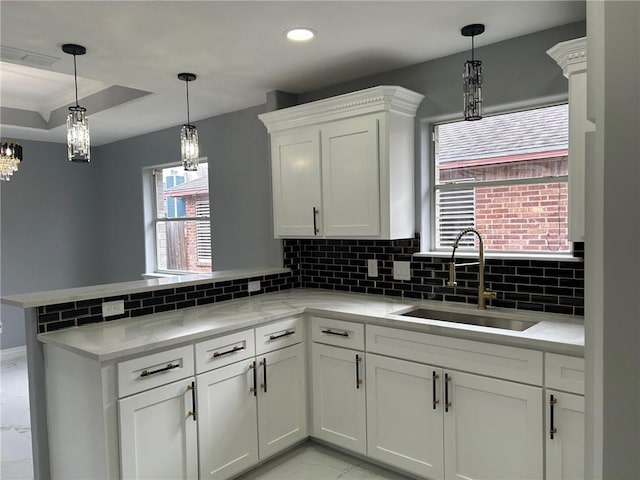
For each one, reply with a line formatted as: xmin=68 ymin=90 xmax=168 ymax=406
xmin=0 ymin=1 xmax=585 ymax=147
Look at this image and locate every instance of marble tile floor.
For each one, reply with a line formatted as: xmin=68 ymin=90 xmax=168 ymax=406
xmin=0 ymin=346 xmax=410 ymax=480
xmin=236 ymin=442 xmax=413 ymax=480
xmin=1 ymin=346 xmax=33 ymax=480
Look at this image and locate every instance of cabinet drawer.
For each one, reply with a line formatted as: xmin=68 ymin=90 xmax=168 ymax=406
xmin=367 ymin=325 xmax=543 ymax=385
xmin=195 ymin=329 xmax=255 ymax=374
xmin=255 ymin=316 xmax=304 ymax=355
xmin=118 ymin=345 xmax=195 ymax=398
xmin=311 ymin=316 xmax=364 ymax=351
xmin=545 ymin=353 xmax=585 ymax=395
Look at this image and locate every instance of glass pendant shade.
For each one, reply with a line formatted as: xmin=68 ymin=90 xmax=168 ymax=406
xmin=0 ymin=141 xmax=23 ymax=181
xmin=181 ymin=124 xmax=199 ymax=171
xmin=463 ymin=59 xmax=483 ymax=121
xmin=67 ymin=106 xmax=90 ymax=162
xmin=178 ymin=72 xmax=199 ymax=171
xmin=62 ymin=44 xmax=91 ymax=162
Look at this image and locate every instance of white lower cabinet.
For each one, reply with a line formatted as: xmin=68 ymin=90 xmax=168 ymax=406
xmin=366 ymin=354 xmax=444 ymax=479
xmin=257 ymin=343 xmax=308 ymax=458
xmin=366 ymin=354 xmax=543 ymax=480
xmin=119 ymin=377 xmax=198 ymax=480
xmin=197 ymin=343 xmax=307 ymax=480
xmin=545 ymin=390 xmax=585 ymax=480
xmin=311 ymin=342 xmax=367 ymax=454
xmin=197 ymin=360 xmax=259 ymax=480
xmin=443 ymin=371 xmax=543 ymax=480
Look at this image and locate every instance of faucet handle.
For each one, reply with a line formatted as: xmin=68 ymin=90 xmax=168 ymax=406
xmin=483 ymin=290 xmax=497 ymax=300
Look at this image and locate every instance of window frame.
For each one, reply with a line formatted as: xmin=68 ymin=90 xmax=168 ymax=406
xmin=145 ymin=158 xmax=211 ymax=274
xmin=423 ymin=101 xmax=571 ymax=257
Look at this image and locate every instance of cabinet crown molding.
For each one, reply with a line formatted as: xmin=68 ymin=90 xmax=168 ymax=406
xmin=547 ymin=37 xmax=587 ymax=77
xmin=258 ymin=85 xmax=424 ymax=133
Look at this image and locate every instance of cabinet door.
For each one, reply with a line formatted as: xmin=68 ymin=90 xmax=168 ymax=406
xmin=119 ymin=378 xmax=198 ymax=480
xmin=366 ymin=354 xmax=445 ymax=479
xmin=197 ymin=360 xmax=259 ymax=480
xmin=321 ymin=116 xmax=380 ymax=236
xmin=257 ymin=343 xmax=307 ymax=459
xmin=546 ymin=390 xmax=585 ymax=480
xmin=270 ymin=127 xmax=322 ymax=236
xmin=443 ymin=371 xmax=543 ymax=480
xmin=311 ymin=343 xmax=366 ymax=454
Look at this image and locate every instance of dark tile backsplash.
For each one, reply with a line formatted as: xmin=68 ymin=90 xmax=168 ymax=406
xmin=37 ymin=271 xmax=299 ymax=334
xmin=283 ymin=236 xmax=584 ymax=317
xmin=37 ymin=235 xmax=583 ymax=334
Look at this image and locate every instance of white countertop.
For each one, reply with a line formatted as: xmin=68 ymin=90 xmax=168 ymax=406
xmin=38 ymin=289 xmax=584 ymax=362
xmin=0 ymin=267 xmax=290 ymax=308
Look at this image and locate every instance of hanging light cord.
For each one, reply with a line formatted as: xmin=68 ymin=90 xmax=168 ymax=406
xmin=73 ymin=53 xmax=79 ymax=108
xmin=185 ymin=79 xmax=191 ymax=126
xmin=471 ymin=34 xmax=475 ymax=62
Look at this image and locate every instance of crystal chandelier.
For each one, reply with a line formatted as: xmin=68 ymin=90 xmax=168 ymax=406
xmin=0 ymin=141 xmax=23 ymax=181
xmin=62 ymin=44 xmax=90 ymax=162
xmin=178 ymin=73 xmax=199 ymax=171
xmin=461 ymin=24 xmax=485 ymax=121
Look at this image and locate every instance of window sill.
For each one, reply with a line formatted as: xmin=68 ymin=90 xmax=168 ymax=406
xmin=414 ymin=251 xmax=582 ymax=262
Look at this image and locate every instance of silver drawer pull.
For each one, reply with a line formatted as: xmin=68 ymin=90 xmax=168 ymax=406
xmin=269 ymin=330 xmax=295 ymax=340
xmin=212 ymin=345 xmax=245 ymax=358
xmin=140 ymin=362 xmax=179 ymax=378
xmin=321 ymin=329 xmax=349 ymax=337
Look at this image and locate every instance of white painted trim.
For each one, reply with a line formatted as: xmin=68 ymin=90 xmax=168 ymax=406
xmin=258 ymin=86 xmax=424 ymax=133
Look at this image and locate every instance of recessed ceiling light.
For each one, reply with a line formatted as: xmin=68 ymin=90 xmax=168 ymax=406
xmin=285 ymin=28 xmax=315 ymax=42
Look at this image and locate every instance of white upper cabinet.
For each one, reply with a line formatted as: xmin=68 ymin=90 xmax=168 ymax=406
xmin=259 ymin=85 xmax=424 ymax=239
xmin=269 ymin=127 xmax=322 ymax=236
xmin=547 ymin=37 xmax=594 ymax=242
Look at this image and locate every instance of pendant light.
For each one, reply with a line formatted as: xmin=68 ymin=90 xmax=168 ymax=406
xmin=62 ymin=43 xmax=90 ymax=162
xmin=0 ymin=141 xmax=23 ymax=181
xmin=461 ymin=24 xmax=485 ymax=121
xmin=178 ymin=73 xmax=199 ymax=171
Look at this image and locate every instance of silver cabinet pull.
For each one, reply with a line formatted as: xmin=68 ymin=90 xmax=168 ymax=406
xmin=187 ymin=382 xmax=197 ymax=421
xmin=269 ymin=330 xmax=295 ymax=340
xmin=212 ymin=345 xmax=244 ymax=358
xmin=550 ymin=394 xmax=558 ymax=439
xmin=322 ymin=329 xmax=348 ymax=337
xmin=313 ymin=207 xmax=319 ymax=235
xmin=140 ymin=362 xmax=179 ymax=378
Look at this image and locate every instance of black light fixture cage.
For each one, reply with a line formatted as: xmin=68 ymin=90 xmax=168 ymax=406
xmin=462 ymin=24 xmax=485 ymax=121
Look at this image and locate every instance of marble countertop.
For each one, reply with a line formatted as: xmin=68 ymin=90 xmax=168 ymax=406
xmin=0 ymin=267 xmax=289 ymax=308
xmin=38 ymin=289 xmax=585 ymax=362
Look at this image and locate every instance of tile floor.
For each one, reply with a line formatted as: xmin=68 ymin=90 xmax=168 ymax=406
xmin=236 ymin=442 xmax=412 ymax=480
xmin=0 ymin=347 xmax=410 ymax=480
xmin=1 ymin=346 xmax=33 ymax=480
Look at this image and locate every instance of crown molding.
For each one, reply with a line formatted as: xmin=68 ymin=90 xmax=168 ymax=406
xmin=258 ymin=85 xmax=424 ymax=133
xmin=547 ymin=36 xmax=587 ymax=77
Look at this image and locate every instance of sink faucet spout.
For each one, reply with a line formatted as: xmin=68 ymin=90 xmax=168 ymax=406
xmin=448 ymin=228 xmax=497 ymax=309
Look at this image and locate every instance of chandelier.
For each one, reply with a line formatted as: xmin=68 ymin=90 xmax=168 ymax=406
xmin=461 ymin=24 xmax=485 ymax=121
xmin=62 ymin=43 xmax=90 ymax=162
xmin=178 ymin=73 xmax=199 ymax=171
xmin=0 ymin=141 xmax=23 ymax=181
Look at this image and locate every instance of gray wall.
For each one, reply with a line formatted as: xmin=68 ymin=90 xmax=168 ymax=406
xmin=300 ymin=22 xmax=585 ymax=113
xmin=0 ymin=139 xmax=103 ymax=348
xmin=95 ymin=104 xmax=282 ymax=283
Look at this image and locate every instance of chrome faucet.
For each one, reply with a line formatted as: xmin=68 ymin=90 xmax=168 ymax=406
xmin=447 ymin=228 xmax=497 ymax=309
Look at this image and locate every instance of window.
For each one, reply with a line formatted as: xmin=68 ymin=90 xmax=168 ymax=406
xmin=153 ymin=162 xmax=212 ymax=272
xmin=432 ymin=104 xmax=569 ymax=253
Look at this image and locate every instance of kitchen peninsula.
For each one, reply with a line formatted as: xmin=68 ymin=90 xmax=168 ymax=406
xmin=3 ymin=269 xmax=584 ymax=479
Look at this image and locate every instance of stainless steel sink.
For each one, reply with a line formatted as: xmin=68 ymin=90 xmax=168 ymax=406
xmin=398 ymin=308 xmax=539 ymax=332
